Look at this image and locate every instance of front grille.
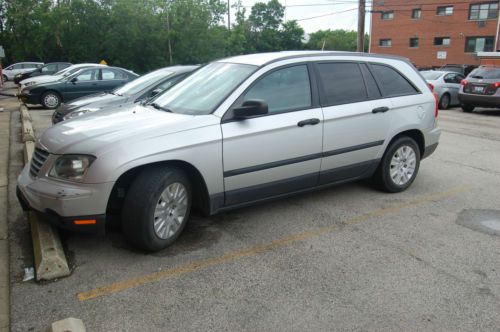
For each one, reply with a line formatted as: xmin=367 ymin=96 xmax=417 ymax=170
xmin=30 ymin=147 xmax=50 ymax=177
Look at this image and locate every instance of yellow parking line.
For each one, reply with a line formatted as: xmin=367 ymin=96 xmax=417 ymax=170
xmin=77 ymin=186 xmax=467 ymax=301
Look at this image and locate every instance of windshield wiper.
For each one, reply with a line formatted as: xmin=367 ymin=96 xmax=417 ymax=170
xmin=148 ymin=102 xmax=173 ymax=113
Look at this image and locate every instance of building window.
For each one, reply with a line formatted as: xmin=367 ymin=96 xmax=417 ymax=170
xmin=379 ymin=39 xmax=392 ymax=47
xmin=411 ymin=8 xmax=422 ymax=19
xmin=437 ymin=6 xmax=454 ymax=16
xmin=409 ymin=38 xmax=419 ymax=47
xmin=469 ymin=2 xmax=498 ymax=20
xmin=434 ymin=37 xmax=451 ymax=46
xmin=381 ymin=11 xmax=394 ymax=20
xmin=465 ymin=36 xmax=495 ymax=52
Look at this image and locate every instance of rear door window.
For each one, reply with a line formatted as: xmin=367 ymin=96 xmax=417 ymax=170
xmin=316 ymin=62 xmax=368 ymax=106
xmin=369 ymin=64 xmax=419 ymax=97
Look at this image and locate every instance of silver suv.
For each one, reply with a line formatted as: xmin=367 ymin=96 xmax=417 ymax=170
xmin=17 ymin=51 xmax=441 ymax=251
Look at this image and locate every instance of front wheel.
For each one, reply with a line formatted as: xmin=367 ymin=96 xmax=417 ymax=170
xmin=1 ymin=75 xmax=7 ymax=83
xmin=122 ymin=166 xmax=192 ymax=251
xmin=41 ymin=91 xmax=61 ymax=109
xmin=372 ymin=137 xmax=420 ymax=193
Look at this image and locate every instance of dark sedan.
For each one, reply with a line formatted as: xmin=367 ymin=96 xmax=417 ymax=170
xmin=19 ymin=66 xmax=138 ymax=109
xmin=52 ymin=65 xmax=198 ymax=123
xmin=14 ymin=62 xmax=72 ymax=85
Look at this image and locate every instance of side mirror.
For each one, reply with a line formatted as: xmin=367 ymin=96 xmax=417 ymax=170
xmin=233 ymin=100 xmax=268 ymax=119
xmin=150 ymin=88 xmax=162 ymax=97
xmin=70 ymin=77 xmax=78 ymax=83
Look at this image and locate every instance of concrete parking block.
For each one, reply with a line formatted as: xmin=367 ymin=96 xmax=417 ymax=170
xmin=51 ymin=317 xmax=86 ymax=332
xmin=19 ymin=105 xmax=70 ymax=281
xmin=29 ymin=212 xmax=70 ymax=281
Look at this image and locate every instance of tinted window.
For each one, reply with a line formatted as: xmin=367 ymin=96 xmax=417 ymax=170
xmin=41 ymin=64 xmax=58 ymax=72
xmin=370 ymin=64 xmax=418 ymax=97
xmin=444 ymin=73 xmax=463 ymax=84
xmin=317 ymin=62 xmax=367 ymax=105
xmin=360 ymin=64 xmax=381 ymax=99
xmin=244 ymin=65 xmax=311 ymax=113
xmin=468 ymin=67 xmax=500 ymax=79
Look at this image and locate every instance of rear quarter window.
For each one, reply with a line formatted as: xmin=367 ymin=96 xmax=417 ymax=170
xmin=370 ymin=63 xmax=419 ymax=97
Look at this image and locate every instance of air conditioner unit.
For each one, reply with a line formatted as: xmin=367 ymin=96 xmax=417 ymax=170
xmin=477 ymin=20 xmax=486 ymax=28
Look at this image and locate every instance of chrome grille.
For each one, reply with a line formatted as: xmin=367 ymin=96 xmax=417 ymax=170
xmin=30 ymin=147 xmax=50 ymax=177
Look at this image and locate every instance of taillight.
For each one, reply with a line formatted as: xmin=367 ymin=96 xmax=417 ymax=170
xmin=428 ymin=83 xmax=434 ymax=92
xmin=493 ymin=82 xmax=500 ymax=88
xmin=433 ymin=92 xmax=439 ymax=118
xmin=461 ymin=79 xmax=469 ymax=86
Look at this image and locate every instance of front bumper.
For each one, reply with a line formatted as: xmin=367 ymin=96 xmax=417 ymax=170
xmin=458 ymin=92 xmax=500 ymax=108
xmin=18 ymin=92 xmax=39 ymax=105
xmin=17 ymin=164 xmax=115 ymax=234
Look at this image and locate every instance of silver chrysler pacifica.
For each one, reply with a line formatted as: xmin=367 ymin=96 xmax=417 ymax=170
xmin=17 ymin=51 xmax=441 ymax=251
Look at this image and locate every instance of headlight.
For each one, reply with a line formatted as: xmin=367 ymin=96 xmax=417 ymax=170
xmin=21 ymin=89 xmax=30 ymax=95
xmin=63 ymin=107 xmax=100 ymax=120
xmin=49 ymin=155 xmax=96 ymax=181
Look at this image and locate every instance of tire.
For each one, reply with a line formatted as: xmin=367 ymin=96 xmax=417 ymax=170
xmin=372 ymin=136 xmax=421 ymax=193
xmin=122 ymin=165 xmax=192 ymax=251
xmin=1 ymin=75 xmax=7 ymax=83
xmin=461 ymin=104 xmax=474 ymax=113
xmin=438 ymin=94 xmax=450 ymax=110
xmin=41 ymin=91 xmax=62 ymax=109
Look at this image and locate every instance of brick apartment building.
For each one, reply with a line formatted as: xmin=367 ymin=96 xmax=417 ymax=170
xmin=369 ymin=0 xmax=500 ymax=68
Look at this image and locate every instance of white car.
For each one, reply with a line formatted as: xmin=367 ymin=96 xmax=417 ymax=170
xmin=17 ymin=51 xmax=441 ymax=251
xmin=2 ymin=62 xmax=43 ymax=81
xmin=19 ymin=63 xmax=106 ymax=89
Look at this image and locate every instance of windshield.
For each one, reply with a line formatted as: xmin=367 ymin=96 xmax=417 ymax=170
xmin=468 ymin=67 xmax=500 ymax=79
xmin=151 ymin=62 xmax=257 ymax=115
xmin=114 ymin=70 xmax=172 ymax=96
xmin=421 ymin=71 xmax=443 ymax=80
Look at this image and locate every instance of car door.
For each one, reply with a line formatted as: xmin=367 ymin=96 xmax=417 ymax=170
xmin=221 ymin=64 xmax=323 ymax=206
xmin=100 ymin=68 xmax=128 ymax=92
xmin=9 ymin=64 xmax=23 ymax=78
xmin=63 ymin=68 xmax=100 ymax=101
xmin=316 ymin=61 xmax=392 ymax=184
xmin=443 ymin=73 xmax=464 ymax=105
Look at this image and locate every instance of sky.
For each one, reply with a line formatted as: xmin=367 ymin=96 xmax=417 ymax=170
xmin=229 ymin=0 xmax=372 ymax=34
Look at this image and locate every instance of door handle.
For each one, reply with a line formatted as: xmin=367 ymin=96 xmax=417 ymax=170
xmin=297 ymin=118 xmax=320 ymax=127
xmin=372 ymin=106 xmax=390 ymax=114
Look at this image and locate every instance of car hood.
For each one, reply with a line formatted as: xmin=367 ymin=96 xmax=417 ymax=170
xmin=38 ymin=104 xmax=220 ymax=156
xmin=21 ymin=74 xmax=61 ymax=85
xmin=59 ymin=92 xmax=126 ymax=112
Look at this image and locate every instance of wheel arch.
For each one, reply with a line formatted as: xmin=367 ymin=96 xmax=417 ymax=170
xmin=386 ymin=129 xmax=425 ymax=158
xmin=106 ymin=160 xmax=211 ymax=222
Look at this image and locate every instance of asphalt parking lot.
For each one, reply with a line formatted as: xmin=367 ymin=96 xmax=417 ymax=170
xmin=3 ymin=93 xmax=500 ymax=330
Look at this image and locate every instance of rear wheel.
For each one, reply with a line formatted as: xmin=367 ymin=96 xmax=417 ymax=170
xmin=122 ymin=166 xmax=192 ymax=251
xmin=372 ymin=136 xmax=420 ymax=193
xmin=461 ymin=104 xmax=474 ymax=113
xmin=438 ymin=94 xmax=450 ymax=109
xmin=41 ymin=91 xmax=61 ymax=109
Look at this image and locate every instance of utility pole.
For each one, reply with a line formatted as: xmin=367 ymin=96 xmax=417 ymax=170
xmin=227 ymin=0 xmax=231 ymax=31
xmin=357 ymin=0 xmax=366 ymax=52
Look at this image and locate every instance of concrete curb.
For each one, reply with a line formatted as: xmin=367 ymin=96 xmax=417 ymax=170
xmin=20 ymin=105 xmax=70 ymax=281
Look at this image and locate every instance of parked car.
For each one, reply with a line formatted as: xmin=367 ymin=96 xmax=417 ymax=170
xmin=19 ymin=66 xmax=138 ymax=108
xmin=19 ymin=63 xmax=106 ymax=89
xmin=16 ymin=51 xmax=441 ymax=251
xmin=421 ymin=70 xmax=464 ymax=109
xmin=439 ymin=64 xmax=476 ymax=77
xmin=14 ymin=62 xmax=72 ymax=85
xmin=52 ymin=65 xmax=198 ymax=123
xmin=458 ymin=65 xmax=500 ymax=112
xmin=2 ymin=62 xmax=43 ymax=81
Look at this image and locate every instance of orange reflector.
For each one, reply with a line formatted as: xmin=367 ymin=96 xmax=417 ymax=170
xmin=74 ymin=219 xmax=96 ymax=225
